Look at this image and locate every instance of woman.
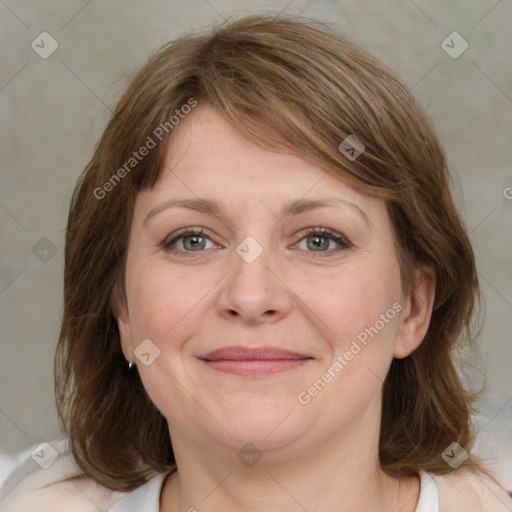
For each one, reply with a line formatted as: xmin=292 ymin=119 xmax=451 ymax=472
xmin=1 ymin=14 xmax=511 ymax=512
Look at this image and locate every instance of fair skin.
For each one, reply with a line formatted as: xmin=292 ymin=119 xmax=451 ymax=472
xmin=115 ymin=102 xmax=436 ymax=512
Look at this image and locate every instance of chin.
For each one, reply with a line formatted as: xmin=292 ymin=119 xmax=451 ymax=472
xmin=215 ymin=399 xmax=307 ymax=451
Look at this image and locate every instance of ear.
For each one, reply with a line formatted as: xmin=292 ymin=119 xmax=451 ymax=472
xmin=111 ymin=281 xmax=134 ymax=363
xmin=393 ymin=265 xmax=436 ymax=359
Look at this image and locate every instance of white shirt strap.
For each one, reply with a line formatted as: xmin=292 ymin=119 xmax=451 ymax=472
xmin=415 ymin=470 xmax=439 ymax=512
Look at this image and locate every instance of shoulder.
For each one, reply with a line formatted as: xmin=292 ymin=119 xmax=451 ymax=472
xmin=433 ymin=467 xmax=512 ymax=512
xmin=0 ymin=440 xmax=127 ymax=512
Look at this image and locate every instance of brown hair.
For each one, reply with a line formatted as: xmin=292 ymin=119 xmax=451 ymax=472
xmin=55 ymin=14 xmax=483 ymax=492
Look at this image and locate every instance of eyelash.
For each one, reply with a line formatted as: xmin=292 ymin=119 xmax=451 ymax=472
xmin=162 ymin=227 xmax=351 ymax=257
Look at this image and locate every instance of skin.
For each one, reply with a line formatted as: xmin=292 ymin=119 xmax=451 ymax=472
xmin=115 ymin=102 xmax=436 ymax=512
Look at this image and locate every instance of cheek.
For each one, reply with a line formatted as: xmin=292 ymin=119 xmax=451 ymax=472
xmin=126 ymin=262 xmax=217 ymax=343
xmin=301 ymin=265 xmax=401 ymax=351
xmin=302 ymin=273 xmax=401 ymax=411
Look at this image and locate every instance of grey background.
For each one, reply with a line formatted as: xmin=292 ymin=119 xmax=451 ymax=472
xmin=1 ymin=0 xmax=511 ymax=484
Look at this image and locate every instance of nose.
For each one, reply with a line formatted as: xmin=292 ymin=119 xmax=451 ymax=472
xmin=216 ymin=241 xmax=292 ymax=325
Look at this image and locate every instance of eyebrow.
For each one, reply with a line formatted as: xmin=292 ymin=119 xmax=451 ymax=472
xmin=144 ymin=197 xmax=372 ymax=228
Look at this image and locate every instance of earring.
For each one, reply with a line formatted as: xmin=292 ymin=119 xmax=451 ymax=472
xmin=128 ymin=361 xmax=134 ymax=369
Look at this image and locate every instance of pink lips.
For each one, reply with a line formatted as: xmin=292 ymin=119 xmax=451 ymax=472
xmin=198 ymin=346 xmax=312 ymax=376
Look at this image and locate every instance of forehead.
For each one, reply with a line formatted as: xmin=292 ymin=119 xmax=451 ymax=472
xmin=136 ymin=103 xmax=387 ymax=226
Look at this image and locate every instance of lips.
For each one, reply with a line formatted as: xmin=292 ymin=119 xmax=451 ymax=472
xmin=198 ymin=346 xmax=313 ymax=376
xmin=199 ymin=346 xmax=310 ymax=361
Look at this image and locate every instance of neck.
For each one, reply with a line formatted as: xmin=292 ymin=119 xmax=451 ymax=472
xmin=160 ymin=405 xmax=420 ymax=512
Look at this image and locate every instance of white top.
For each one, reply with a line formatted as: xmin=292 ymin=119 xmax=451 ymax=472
xmin=107 ymin=472 xmax=167 ymax=511
xmin=6 ymin=440 xmax=512 ymax=511
xmin=104 ymin=468 xmax=439 ymax=511
xmin=415 ymin=470 xmax=439 ymax=512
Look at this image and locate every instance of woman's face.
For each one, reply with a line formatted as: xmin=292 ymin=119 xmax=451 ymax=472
xmin=116 ymin=102 xmax=432 ymax=456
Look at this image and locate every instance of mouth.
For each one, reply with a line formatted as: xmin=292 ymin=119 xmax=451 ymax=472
xmin=197 ymin=346 xmax=313 ymax=376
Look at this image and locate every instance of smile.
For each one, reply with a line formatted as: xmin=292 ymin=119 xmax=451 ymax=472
xmin=198 ymin=346 xmax=313 ymax=376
